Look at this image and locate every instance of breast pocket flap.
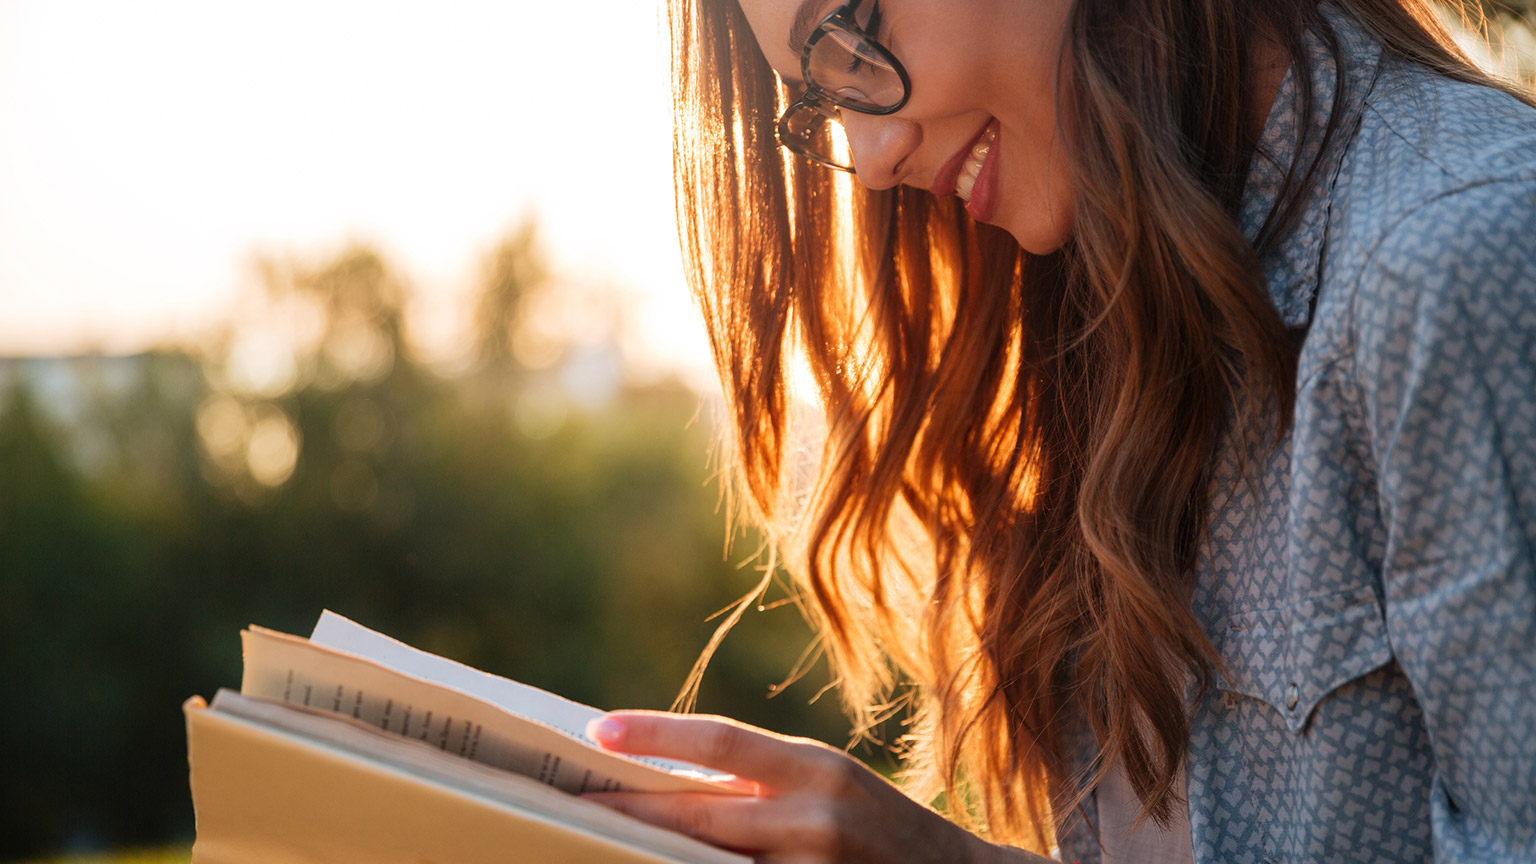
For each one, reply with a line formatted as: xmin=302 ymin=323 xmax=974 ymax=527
xmin=1213 ymin=585 xmax=1392 ymax=734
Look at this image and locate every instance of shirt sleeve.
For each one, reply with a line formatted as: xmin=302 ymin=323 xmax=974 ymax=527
xmin=1352 ymin=178 xmax=1536 ymax=861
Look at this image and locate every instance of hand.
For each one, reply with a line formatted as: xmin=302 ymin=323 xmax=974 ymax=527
xmin=581 ymin=711 xmax=1046 ymax=864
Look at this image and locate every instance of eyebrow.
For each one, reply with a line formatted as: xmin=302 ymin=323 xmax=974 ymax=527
xmin=787 ymin=0 xmax=838 ymax=56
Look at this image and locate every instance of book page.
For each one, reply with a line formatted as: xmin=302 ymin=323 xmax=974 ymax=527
xmin=309 ymin=611 xmax=718 ymax=779
xmin=198 ymin=691 xmax=750 ymax=864
xmin=241 ymin=626 xmax=737 ymax=796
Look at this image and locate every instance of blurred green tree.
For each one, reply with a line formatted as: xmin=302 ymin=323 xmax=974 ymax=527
xmin=0 ymin=234 xmax=844 ymax=862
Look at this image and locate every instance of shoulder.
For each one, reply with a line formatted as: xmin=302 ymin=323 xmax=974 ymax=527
xmin=1326 ymin=57 xmax=1536 ymax=263
xmin=1358 ymin=175 xmax=1536 ymax=320
xmin=1347 ymin=57 xmax=1536 ymax=201
xmin=1322 ymin=64 xmax=1536 ymax=361
xmin=1349 ymin=178 xmax=1536 ymax=427
xmin=1296 ymin=64 xmax=1536 ymax=440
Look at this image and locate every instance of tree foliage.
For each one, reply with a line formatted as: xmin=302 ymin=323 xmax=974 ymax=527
xmin=0 ymin=237 xmax=845 ymax=861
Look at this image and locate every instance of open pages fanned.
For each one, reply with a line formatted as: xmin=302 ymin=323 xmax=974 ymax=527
xmin=185 ymin=612 xmax=751 ymax=864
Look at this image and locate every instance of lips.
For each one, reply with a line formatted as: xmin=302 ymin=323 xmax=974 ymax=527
xmin=962 ymin=121 xmax=1002 ymax=223
xmin=955 ymin=125 xmax=996 ymax=203
xmin=929 ymin=118 xmax=1002 ymax=223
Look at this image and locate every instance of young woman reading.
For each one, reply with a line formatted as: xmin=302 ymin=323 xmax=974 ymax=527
xmin=584 ymin=0 xmax=1536 ymax=861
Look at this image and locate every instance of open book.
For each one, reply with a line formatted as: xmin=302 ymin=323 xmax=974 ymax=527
xmin=184 ymin=611 xmax=752 ymax=864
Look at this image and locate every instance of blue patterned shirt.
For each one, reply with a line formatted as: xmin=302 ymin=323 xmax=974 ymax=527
xmin=1055 ymin=11 xmax=1536 ymax=864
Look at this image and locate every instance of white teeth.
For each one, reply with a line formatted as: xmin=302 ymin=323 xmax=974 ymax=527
xmin=955 ymin=126 xmax=996 ymax=203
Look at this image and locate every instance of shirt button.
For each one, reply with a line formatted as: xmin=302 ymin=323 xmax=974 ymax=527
xmin=1285 ymin=683 xmax=1300 ymax=710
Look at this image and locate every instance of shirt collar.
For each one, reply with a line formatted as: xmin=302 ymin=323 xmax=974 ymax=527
xmin=1239 ymin=8 xmax=1384 ymax=328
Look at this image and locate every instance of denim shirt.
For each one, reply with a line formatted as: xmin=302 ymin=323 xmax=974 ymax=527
xmin=1055 ymin=12 xmax=1536 ymax=864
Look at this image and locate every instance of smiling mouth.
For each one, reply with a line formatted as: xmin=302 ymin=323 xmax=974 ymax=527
xmin=955 ymin=125 xmax=997 ymax=203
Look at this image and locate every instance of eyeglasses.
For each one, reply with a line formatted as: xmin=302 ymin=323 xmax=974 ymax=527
xmin=775 ymin=0 xmax=911 ymax=173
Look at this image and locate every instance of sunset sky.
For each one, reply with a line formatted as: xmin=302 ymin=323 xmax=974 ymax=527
xmin=0 ymin=0 xmax=709 ymax=382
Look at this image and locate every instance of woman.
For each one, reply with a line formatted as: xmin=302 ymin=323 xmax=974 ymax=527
xmin=585 ymin=0 xmax=1536 ymax=861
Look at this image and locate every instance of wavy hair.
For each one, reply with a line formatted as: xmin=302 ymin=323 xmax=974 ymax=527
xmin=668 ymin=0 xmax=1523 ymax=849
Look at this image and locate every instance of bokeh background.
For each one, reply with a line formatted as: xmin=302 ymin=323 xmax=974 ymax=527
xmin=1 ymin=1 xmax=1532 ymax=861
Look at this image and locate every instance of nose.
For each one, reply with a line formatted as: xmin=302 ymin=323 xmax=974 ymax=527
xmin=840 ymin=112 xmax=919 ymax=191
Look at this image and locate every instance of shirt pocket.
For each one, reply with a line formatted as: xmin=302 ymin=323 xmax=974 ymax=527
xmin=1211 ymin=583 xmax=1392 ymax=734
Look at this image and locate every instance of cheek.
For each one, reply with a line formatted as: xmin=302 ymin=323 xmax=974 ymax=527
xmin=996 ymin=121 xmax=1077 ymax=254
xmin=999 ymin=40 xmax=1079 ymax=253
xmin=888 ymin=17 xmax=993 ymax=115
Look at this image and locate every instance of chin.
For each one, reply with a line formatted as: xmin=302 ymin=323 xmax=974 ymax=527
xmin=996 ymin=184 xmax=1076 ymax=256
xmin=1004 ymin=218 xmax=1073 ymax=256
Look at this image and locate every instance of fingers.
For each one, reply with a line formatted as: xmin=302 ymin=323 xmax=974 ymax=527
xmin=584 ymin=784 xmax=963 ymax=864
xmin=582 ymin=726 xmax=1001 ymax=864
xmin=582 ymin=791 xmax=802 ymax=854
xmin=588 ymin=711 xmax=833 ymax=790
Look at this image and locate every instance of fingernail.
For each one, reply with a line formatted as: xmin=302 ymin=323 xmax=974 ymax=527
xmin=586 ymin=716 xmax=625 ymax=746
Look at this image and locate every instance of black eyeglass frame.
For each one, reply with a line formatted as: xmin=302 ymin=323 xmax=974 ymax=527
xmin=774 ymin=0 xmax=912 ymax=173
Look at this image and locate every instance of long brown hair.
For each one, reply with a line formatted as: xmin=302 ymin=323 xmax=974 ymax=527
xmin=668 ymin=0 xmax=1524 ymax=849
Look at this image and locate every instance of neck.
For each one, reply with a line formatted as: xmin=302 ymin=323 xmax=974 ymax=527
xmin=1250 ymin=26 xmax=1293 ymax=138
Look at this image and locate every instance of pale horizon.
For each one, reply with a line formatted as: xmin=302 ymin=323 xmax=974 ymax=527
xmin=0 ymin=0 xmax=713 ymax=387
